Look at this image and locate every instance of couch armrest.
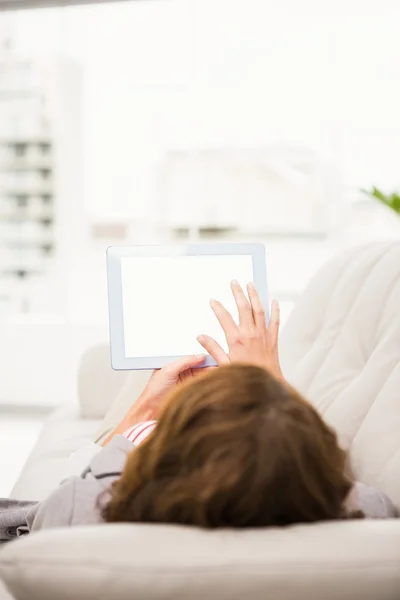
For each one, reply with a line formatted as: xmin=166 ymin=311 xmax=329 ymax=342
xmin=77 ymin=344 xmax=129 ymax=420
xmin=1 ymin=520 xmax=399 ymax=600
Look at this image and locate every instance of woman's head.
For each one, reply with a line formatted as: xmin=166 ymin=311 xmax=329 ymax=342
xmin=104 ymin=365 xmax=355 ymax=528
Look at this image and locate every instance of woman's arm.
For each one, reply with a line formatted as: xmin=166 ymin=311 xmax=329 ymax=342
xmin=100 ymin=353 xmax=207 ymax=447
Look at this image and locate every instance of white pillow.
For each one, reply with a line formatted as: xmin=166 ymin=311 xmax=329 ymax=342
xmin=0 ymin=521 xmax=399 ymax=600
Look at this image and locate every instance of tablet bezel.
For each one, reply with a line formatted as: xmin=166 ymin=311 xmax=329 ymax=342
xmin=107 ymin=243 xmax=269 ymax=370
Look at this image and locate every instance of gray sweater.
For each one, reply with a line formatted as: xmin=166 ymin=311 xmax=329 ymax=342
xmin=0 ymin=436 xmax=398 ymax=543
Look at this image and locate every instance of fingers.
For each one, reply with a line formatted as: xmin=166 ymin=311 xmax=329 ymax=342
xmin=247 ymin=283 xmax=267 ymax=332
xmin=164 ymin=354 xmax=206 ymax=376
xmin=193 ymin=366 xmax=215 ymax=377
xmin=268 ymin=299 xmax=280 ymax=344
xmin=197 ymin=334 xmax=230 ymax=365
xmin=230 ymin=280 xmax=254 ymax=328
xmin=179 ymin=365 xmax=214 ymax=385
xmin=178 ymin=369 xmax=193 ymax=384
xmin=209 ymin=298 xmax=239 ymax=345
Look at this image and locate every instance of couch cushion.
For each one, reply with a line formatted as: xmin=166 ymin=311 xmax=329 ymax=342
xmin=10 ymin=405 xmax=100 ymax=501
xmin=280 ymin=241 xmax=400 ymax=507
xmin=0 ymin=521 xmax=400 ymax=600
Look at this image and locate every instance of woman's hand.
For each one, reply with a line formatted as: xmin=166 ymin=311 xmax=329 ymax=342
xmin=102 ymin=354 xmax=207 ymax=445
xmin=133 ymin=354 xmax=208 ymax=421
xmin=197 ymin=280 xmax=284 ymax=382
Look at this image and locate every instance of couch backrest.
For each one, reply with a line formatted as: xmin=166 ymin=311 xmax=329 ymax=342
xmin=77 ymin=344 xmax=129 ymax=419
xmin=280 ymin=241 xmax=400 ymax=506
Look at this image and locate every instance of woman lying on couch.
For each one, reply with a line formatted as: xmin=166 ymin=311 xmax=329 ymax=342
xmin=1 ymin=282 xmax=398 ymax=541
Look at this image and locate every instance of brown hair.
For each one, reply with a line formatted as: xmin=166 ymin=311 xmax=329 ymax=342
xmin=103 ymin=365 xmax=360 ymax=528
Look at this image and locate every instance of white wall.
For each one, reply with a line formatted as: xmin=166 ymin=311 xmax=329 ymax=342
xmin=10 ymin=0 xmax=400 ymax=222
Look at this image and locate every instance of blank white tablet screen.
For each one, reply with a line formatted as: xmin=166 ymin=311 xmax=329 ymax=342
xmin=121 ymin=255 xmax=255 ymax=358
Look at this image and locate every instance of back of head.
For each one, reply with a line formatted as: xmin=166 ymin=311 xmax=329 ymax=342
xmin=104 ymin=365 xmax=355 ymax=528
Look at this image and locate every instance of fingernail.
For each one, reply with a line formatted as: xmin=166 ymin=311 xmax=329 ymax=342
xmin=197 ymin=335 xmax=206 ymax=343
xmin=209 ymin=298 xmax=217 ymax=305
xmin=231 ymin=279 xmax=239 ymax=285
xmin=247 ymin=282 xmax=255 ymax=289
xmin=196 ymin=354 xmax=206 ymax=360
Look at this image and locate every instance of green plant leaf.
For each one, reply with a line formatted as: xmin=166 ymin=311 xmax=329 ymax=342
xmin=391 ymin=194 xmax=400 ymax=213
xmin=362 ymin=186 xmax=400 ymax=215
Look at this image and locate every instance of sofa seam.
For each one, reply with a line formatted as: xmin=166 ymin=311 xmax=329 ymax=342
xmin=1 ymin=559 xmax=400 ymax=574
xmin=305 ymin=246 xmax=396 ymax=402
xmin=350 ymin=360 xmax=400 ymax=451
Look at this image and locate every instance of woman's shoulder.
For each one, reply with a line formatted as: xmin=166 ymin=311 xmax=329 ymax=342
xmin=28 ymin=476 xmax=97 ymax=531
xmin=29 ymin=435 xmax=134 ymax=532
xmin=346 ymin=481 xmax=399 ymax=519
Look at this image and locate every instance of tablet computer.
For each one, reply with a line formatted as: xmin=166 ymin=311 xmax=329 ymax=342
xmin=107 ymin=243 xmax=268 ymax=370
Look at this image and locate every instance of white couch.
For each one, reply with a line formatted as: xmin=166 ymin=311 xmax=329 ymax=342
xmin=1 ymin=241 xmax=400 ymax=600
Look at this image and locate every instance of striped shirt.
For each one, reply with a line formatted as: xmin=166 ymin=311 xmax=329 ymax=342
xmin=122 ymin=420 xmax=157 ymax=446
